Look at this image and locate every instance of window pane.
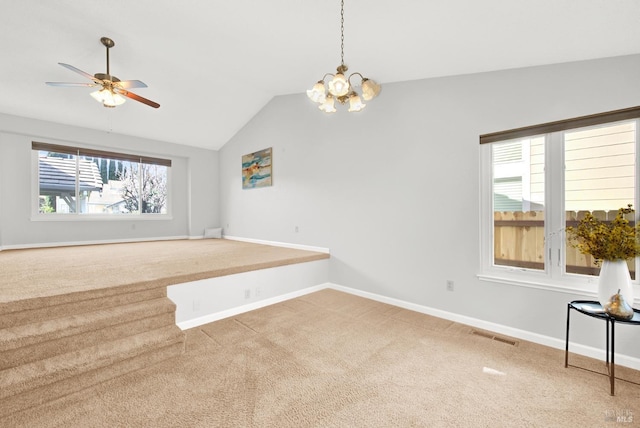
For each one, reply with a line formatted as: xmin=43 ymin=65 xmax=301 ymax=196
xmin=492 ymin=137 xmax=545 ymax=270
xmin=564 ymin=121 xmax=636 ymax=278
xmin=141 ymin=164 xmax=168 ymax=214
xmin=84 ymin=156 xmax=131 ymax=214
xmin=38 ymin=151 xmax=81 ymax=213
xmin=119 ymin=162 xmax=141 ymax=214
xmin=77 ymin=156 xmax=104 ymax=214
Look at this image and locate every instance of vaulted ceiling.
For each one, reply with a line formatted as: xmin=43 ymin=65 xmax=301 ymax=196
xmin=2 ymin=1 xmax=640 ymax=150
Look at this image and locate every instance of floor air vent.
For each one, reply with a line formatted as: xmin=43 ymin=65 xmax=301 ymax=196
xmin=471 ymin=330 xmax=518 ymax=346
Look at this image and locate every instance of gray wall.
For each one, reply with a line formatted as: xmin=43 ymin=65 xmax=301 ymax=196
xmin=0 ymin=113 xmax=220 ymax=247
xmin=219 ymin=55 xmax=640 ymax=357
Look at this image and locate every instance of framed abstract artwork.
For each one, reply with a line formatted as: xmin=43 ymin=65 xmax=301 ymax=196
xmin=242 ymin=147 xmax=272 ymax=189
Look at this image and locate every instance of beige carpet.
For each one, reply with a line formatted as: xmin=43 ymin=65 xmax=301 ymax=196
xmin=0 ymin=237 xmax=328 ymax=417
xmin=0 ymin=239 xmax=329 ymax=306
xmin=2 ymin=289 xmax=639 ymax=428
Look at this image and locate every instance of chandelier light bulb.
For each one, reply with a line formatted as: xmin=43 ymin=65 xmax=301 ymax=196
xmin=318 ymin=94 xmax=337 ymax=113
xmin=361 ymin=78 xmax=381 ymax=101
xmin=328 ymin=72 xmax=350 ymax=97
xmin=307 ymin=81 xmax=327 ymax=103
xmin=347 ymin=92 xmax=366 ymax=112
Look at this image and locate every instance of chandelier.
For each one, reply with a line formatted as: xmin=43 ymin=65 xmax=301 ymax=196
xmin=307 ymin=0 xmax=381 ymax=113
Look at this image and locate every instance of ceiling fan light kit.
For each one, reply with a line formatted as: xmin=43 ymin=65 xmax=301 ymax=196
xmin=46 ymin=36 xmax=160 ymax=109
xmin=90 ymin=87 xmax=126 ymax=107
xmin=307 ymin=0 xmax=381 ymax=113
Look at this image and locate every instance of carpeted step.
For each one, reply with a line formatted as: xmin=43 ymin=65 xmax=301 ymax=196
xmin=0 ymin=298 xmax=177 ymax=370
xmin=0 ymin=325 xmax=185 ymax=417
xmin=0 ymin=286 xmax=167 ymax=329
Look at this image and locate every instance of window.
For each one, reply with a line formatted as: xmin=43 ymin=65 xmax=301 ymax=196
xmin=491 ymin=136 xmax=545 ymax=271
xmin=33 ymin=142 xmax=171 ymax=217
xmin=564 ymin=122 xmax=636 ymax=278
xmin=480 ymin=107 xmax=640 ymax=290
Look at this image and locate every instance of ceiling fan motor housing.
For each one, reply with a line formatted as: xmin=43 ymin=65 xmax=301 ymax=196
xmin=94 ymin=73 xmax=120 ymax=83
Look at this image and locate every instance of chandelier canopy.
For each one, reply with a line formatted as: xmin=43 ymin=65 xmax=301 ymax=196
xmin=307 ymin=0 xmax=381 ymax=113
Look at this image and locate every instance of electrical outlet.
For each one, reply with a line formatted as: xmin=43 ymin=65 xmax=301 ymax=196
xmin=192 ymin=300 xmax=200 ymax=311
xmin=244 ymin=289 xmax=251 ymax=299
xmin=446 ymin=280 xmax=454 ymax=292
xmin=295 ymin=226 xmax=299 ymax=233
xmin=255 ymin=286 xmax=262 ymax=297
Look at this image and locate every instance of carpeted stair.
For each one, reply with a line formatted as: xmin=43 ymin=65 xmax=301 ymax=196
xmin=0 ymin=284 xmax=185 ymax=418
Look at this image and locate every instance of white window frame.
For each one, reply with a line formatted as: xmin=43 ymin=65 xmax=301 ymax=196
xmin=479 ymin=111 xmax=640 ymax=301
xmin=31 ymin=142 xmax=172 ymax=221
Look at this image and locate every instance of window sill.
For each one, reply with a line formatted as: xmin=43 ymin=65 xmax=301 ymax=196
xmin=478 ymin=273 xmax=596 ymax=296
xmin=477 ymin=273 xmax=640 ymax=306
xmin=30 ymin=214 xmax=173 ymax=222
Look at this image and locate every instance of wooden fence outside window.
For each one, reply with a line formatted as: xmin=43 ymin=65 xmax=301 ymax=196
xmin=494 ymin=210 xmax=636 ymax=278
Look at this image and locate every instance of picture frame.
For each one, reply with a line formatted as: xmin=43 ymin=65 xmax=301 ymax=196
xmin=242 ymin=147 xmax=272 ymax=189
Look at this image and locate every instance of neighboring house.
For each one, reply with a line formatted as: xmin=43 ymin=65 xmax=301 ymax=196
xmin=492 ymin=138 xmax=543 ymax=212
xmin=87 ymin=180 xmax=129 ymax=214
xmin=493 ymin=121 xmax=635 ymax=213
xmin=38 ymin=156 xmax=103 ymax=213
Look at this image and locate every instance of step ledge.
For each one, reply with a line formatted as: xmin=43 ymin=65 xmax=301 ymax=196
xmin=0 ymin=326 xmax=184 ymax=399
xmin=0 ymin=339 xmax=185 ymax=419
xmin=0 ymin=298 xmax=176 ymax=352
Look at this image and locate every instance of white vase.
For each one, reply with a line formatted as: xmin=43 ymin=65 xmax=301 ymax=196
xmin=597 ymin=259 xmax=634 ymax=308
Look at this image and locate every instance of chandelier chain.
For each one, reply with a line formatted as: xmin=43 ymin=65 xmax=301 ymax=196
xmin=340 ymin=0 xmax=345 ymax=67
xmin=307 ymin=0 xmax=380 ymax=112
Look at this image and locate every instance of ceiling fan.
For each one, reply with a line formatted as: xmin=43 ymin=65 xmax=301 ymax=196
xmin=46 ymin=36 xmax=160 ymax=109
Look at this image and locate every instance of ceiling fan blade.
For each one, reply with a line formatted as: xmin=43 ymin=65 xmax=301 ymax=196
xmin=116 ymin=89 xmax=160 ymax=109
xmin=45 ymin=82 xmax=97 ymax=87
xmin=58 ymin=63 xmax=101 ymax=83
xmin=114 ymin=80 xmax=148 ymax=89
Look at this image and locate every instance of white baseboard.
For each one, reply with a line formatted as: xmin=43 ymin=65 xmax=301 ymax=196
xmin=1 ymin=235 xmax=189 ymax=251
xmin=176 ymin=284 xmax=327 ymax=330
xmin=173 ymin=278 xmax=640 ymax=372
xmin=326 ymin=283 xmax=640 ymax=372
xmin=222 ymin=235 xmax=330 ymax=254
xmin=2 ymin=235 xmax=327 ymax=253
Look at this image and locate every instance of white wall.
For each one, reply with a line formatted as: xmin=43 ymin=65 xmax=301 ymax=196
xmin=168 ymin=258 xmax=329 ymax=328
xmin=0 ymin=113 xmax=220 ymax=248
xmin=219 ymin=55 xmax=640 ymax=359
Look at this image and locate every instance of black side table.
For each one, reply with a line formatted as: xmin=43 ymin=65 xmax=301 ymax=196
xmin=565 ymin=300 xmax=640 ymax=395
